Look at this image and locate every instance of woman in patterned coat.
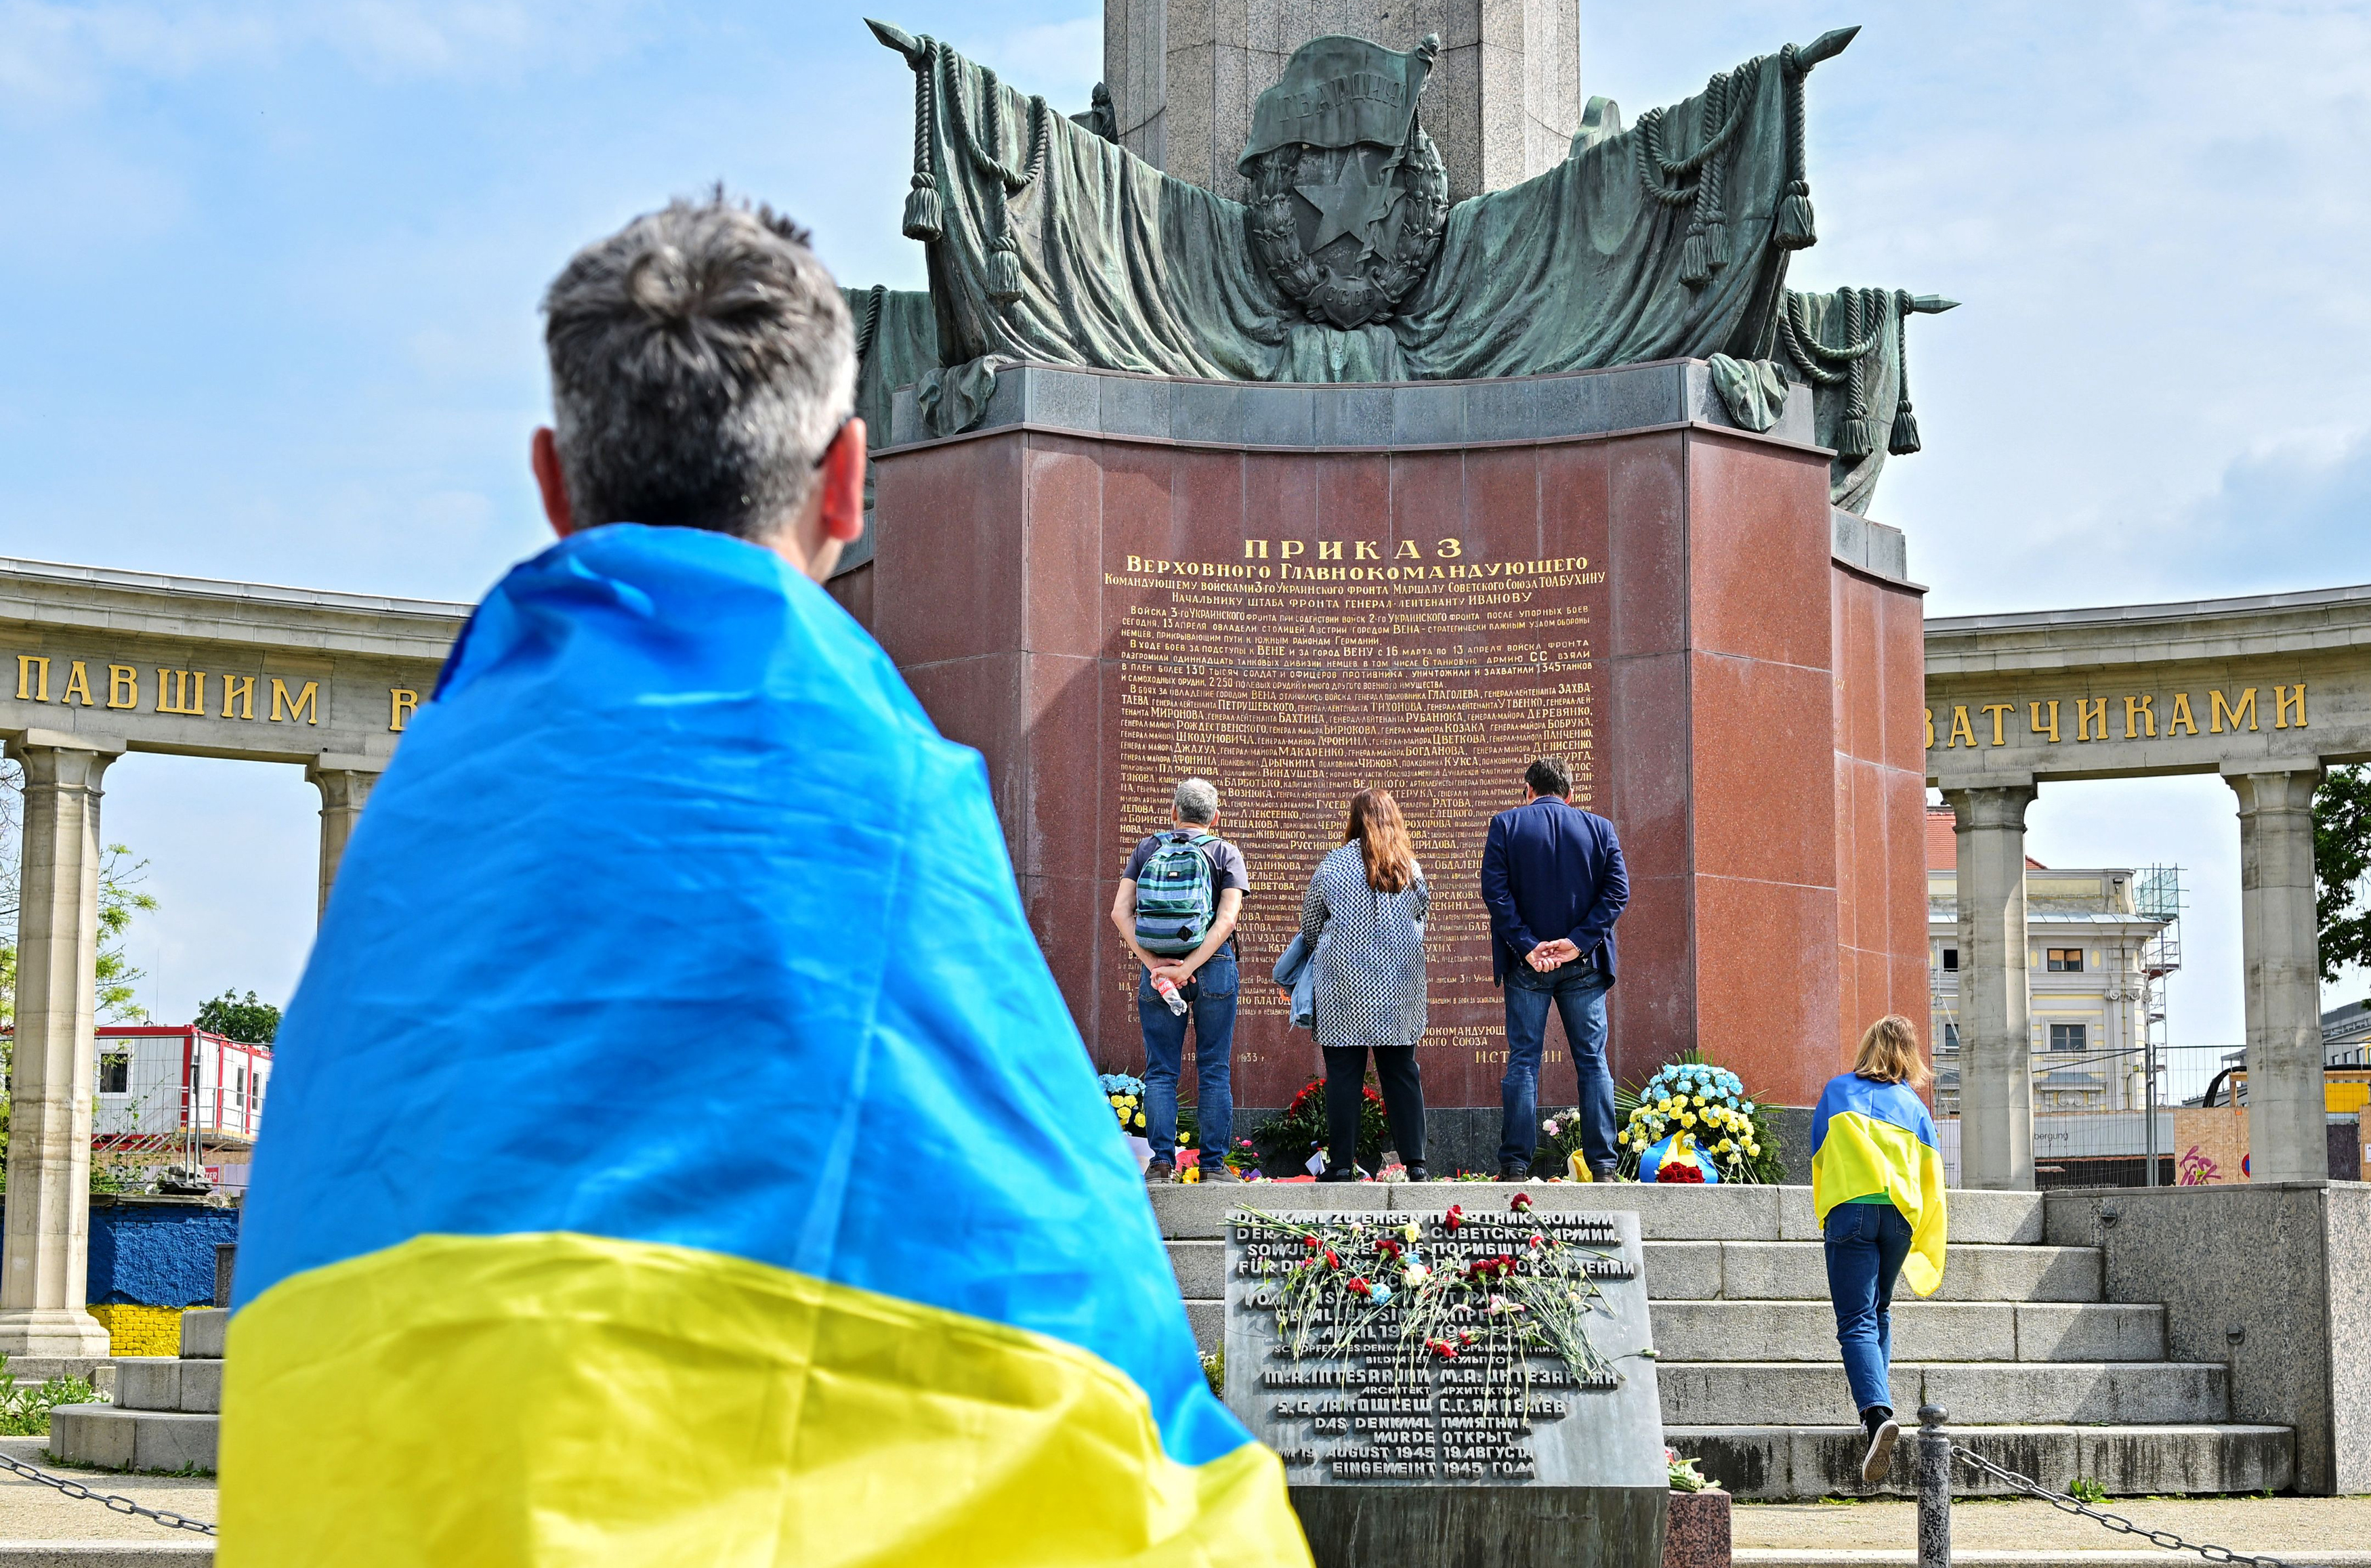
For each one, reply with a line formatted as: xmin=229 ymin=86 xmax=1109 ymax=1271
xmin=1299 ymin=788 xmax=1431 ymax=1181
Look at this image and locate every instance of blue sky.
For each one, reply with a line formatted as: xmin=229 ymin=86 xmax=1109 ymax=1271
xmin=5 ymin=1 xmax=2368 ymax=1051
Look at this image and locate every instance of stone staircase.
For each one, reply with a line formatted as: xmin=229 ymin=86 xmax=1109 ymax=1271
xmin=49 ymin=1309 xmax=223 ymax=1474
xmin=1154 ymin=1183 xmax=2293 ymax=1500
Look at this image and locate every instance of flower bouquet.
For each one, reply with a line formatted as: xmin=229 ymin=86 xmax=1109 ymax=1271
xmin=1618 ymin=1055 xmax=1783 ymax=1183
xmin=1250 ymin=1075 xmax=1390 ymax=1174
xmin=1097 ymin=1072 xmax=1151 ymax=1137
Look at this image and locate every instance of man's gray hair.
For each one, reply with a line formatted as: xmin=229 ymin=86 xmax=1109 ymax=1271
xmin=542 ymin=194 xmax=855 ymax=541
xmin=1173 ymin=778 xmax=1219 ymax=824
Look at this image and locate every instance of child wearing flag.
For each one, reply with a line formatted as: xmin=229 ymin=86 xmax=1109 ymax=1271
xmin=1810 ymin=1015 xmax=1949 ymax=1485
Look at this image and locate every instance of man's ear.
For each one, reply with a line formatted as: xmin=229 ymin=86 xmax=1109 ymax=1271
xmin=532 ymin=427 xmax=576 ymax=538
xmin=818 ymin=417 xmax=867 ymax=545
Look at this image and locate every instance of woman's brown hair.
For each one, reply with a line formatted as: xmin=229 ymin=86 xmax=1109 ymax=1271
xmin=1343 ymin=788 xmax=1417 ymax=894
xmin=1852 ymin=1015 xmax=1930 ymax=1088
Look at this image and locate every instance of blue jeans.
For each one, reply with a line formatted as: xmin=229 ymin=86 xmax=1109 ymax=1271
xmin=1138 ymin=950 xmax=1237 ymax=1166
xmin=1824 ymin=1200 xmax=1914 ymax=1416
xmin=1500 ymin=962 xmax=1614 ymax=1170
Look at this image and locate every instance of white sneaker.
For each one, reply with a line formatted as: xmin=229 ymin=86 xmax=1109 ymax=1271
xmin=1860 ymin=1414 xmax=1901 ymax=1483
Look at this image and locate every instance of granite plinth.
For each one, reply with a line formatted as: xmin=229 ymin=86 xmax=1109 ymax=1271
xmin=868 ymin=364 xmax=1927 ymax=1109
xmin=1288 ymin=1481 xmax=1666 ymax=1568
xmin=1662 ymin=1487 xmax=1732 ymax=1568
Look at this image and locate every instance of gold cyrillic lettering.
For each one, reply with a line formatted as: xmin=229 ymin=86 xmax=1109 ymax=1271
xmin=2075 ymin=697 xmax=2108 ymax=741
xmin=1394 ymin=540 xmax=1421 ymax=559
xmin=270 ymin=678 xmax=319 ymax=725
xmin=1948 ymin=706 xmax=1975 ymax=748
xmin=222 ymin=674 xmax=255 ymax=720
xmin=1318 ymin=541 xmax=1343 ymax=561
xmin=390 ymin=688 xmax=420 ymax=732
xmin=1243 ymin=539 xmax=1269 ymax=559
xmin=155 ymin=669 xmax=206 ymax=716
xmin=61 ymin=662 xmax=93 ymax=706
xmin=2274 ymin=683 xmax=2307 ymax=729
xmin=1435 ymin=538 xmax=1463 ymax=559
xmin=2210 ymin=688 xmax=2257 ymax=734
xmin=2123 ymin=695 xmax=2154 ymax=738
xmin=14 ymin=655 xmax=48 ymax=702
xmin=1981 ymin=703 xmax=2014 ymax=746
xmin=1353 ymin=541 xmax=1380 ymax=560
xmin=1924 ymin=708 xmax=1935 ymax=750
xmin=1281 ymin=540 xmax=1305 ymax=559
xmin=106 ymin=665 xmax=138 ymax=710
xmin=2167 ymin=692 xmax=2199 ymax=736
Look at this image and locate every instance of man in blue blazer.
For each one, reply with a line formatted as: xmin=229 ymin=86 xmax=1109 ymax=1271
xmin=1480 ymin=757 xmax=1631 ymax=1180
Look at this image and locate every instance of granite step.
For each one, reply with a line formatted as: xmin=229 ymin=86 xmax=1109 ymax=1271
xmin=1166 ymin=1237 xmax=2104 ymax=1308
xmin=112 ymin=1359 xmax=221 ymax=1416
xmin=1635 ymin=1242 xmax=2101 ymax=1303
xmin=1671 ymin=1422 xmax=2294 ymax=1502
xmin=1656 ymin=1360 xmax=2229 ymax=1428
xmin=1148 ymin=1183 xmax=2044 ymax=1245
xmin=46 ymin=1405 xmax=216 ymax=1475
xmin=1648 ymin=1300 xmax=2163 ymax=1363
xmin=176 ymin=1312 xmax=226 ymax=1361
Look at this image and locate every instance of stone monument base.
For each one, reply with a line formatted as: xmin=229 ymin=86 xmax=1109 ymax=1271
xmin=862 ymin=361 xmax=1929 ymax=1108
xmin=1289 ymin=1483 xmax=1665 ymax=1568
xmin=0 ymin=1307 xmax=111 ymax=1358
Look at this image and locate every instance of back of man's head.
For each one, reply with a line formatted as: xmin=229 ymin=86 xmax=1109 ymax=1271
xmin=543 ymin=194 xmax=854 ymax=542
xmin=1174 ymin=778 xmax=1219 ymax=826
xmin=1524 ymin=757 xmax=1571 ymax=800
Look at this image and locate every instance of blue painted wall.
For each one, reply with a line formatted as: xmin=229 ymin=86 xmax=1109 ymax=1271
xmin=85 ymin=1202 xmax=240 ymax=1307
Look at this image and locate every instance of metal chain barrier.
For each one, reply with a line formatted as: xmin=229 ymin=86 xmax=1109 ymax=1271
xmin=0 ymin=1447 xmax=217 ymax=1536
xmin=1915 ymin=1405 xmax=2309 ymax=1568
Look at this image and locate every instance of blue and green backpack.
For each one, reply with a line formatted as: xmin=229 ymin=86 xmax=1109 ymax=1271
xmin=1133 ymin=833 xmax=1219 ymax=956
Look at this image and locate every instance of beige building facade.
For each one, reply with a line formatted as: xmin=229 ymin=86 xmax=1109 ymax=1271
xmin=1925 ymin=810 xmax=2175 ymax=1119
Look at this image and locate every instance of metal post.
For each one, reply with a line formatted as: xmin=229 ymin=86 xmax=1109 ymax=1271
xmin=2145 ymin=1024 xmax=2160 ymax=1187
xmin=1916 ymin=1405 xmax=1952 ymax=1568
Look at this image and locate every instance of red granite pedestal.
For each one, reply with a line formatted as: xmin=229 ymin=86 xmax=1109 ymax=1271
xmin=854 ymin=364 xmax=1927 ymax=1116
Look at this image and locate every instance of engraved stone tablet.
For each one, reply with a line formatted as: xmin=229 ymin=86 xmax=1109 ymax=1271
xmin=1223 ymin=1207 xmax=1664 ymax=1489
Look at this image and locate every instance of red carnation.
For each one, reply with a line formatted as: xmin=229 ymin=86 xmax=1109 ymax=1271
xmin=1303 ymin=1235 xmax=1322 ymax=1250
xmin=1509 ymin=1192 xmax=1533 ymax=1214
xmin=1445 ymin=1204 xmax=1465 ymax=1234
xmin=1529 ymin=1233 xmax=1546 ymax=1249
xmin=1427 ymin=1338 xmax=1458 ymax=1360
xmin=1347 ymin=1277 xmax=1372 ymax=1298
xmin=1660 ymin=1162 xmax=1706 ymax=1185
xmin=1375 ymin=1237 xmax=1402 ymax=1260
xmin=1323 ymin=1248 xmax=1341 ymax=1269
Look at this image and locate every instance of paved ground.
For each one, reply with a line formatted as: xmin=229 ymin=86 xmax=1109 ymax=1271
xmin=1737 ymin=1493 xmax=2371 ymax=1556
xmin=0 ymin=1438 xmax=215 ymax=1544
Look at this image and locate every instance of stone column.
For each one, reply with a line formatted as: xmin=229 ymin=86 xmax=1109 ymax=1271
xmin=306 ymin=759 xmax=381 ymax=921
xmin=1946 ymin=782 xmax=2038 ymax=1191
xmin=2228 ymin=767 xmax=2327 ymax=1183
xmin=0 ymin=734 xmax=122 ymax=1355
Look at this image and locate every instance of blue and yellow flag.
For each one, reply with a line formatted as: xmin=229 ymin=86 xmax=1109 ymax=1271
xmin=223 ymin=526 xmax=1307 ymax=1567
xmin=1809 ymin=1073 xmax=1948 ymax=1296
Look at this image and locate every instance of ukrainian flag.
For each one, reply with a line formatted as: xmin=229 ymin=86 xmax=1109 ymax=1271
xmin=222 ymin=526 xmax=1308 ymax=1567
xmin=1809 ymin=1074 xmax=1948 ymax=1296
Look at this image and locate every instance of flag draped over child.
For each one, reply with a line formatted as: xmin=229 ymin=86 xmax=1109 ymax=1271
xmin=222 ymin=524 xmax=1308 ymax=1567
xmin=1808 ymin=1074 xmax=1948 ymax=1296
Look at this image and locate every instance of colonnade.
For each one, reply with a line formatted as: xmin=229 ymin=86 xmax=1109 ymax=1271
xmin=0 ymin=735 xmax=377 ymax=1355
xmin=1946 ymin=767 xmax=2332 ymax=1191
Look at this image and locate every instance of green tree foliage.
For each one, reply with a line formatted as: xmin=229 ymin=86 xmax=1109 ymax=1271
xmin=194 ymin=988 xmax=279 ymax=1045
xmin=2316 ymin=764 xmax=2371 ymax=984
xmin=0 ymin=761 xmax=157 ymax=1025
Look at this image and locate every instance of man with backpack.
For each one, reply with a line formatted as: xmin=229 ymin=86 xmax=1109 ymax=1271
xmin=1110 ymin=778 xmax=1248 ymax=1183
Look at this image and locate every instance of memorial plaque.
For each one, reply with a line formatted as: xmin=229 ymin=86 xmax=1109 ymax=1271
xmin=1106 ymin=517 xmax=1606 ymax=1109
xmin=1222 ymin=1206 xmax=1663 ymax=1489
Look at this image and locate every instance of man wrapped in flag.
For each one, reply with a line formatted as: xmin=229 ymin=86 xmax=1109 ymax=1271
xmin=222 ymin=194 xmax=1309 ymax=1567
xmin=1809 ymin=1015 xmax=1949 ymax=1485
